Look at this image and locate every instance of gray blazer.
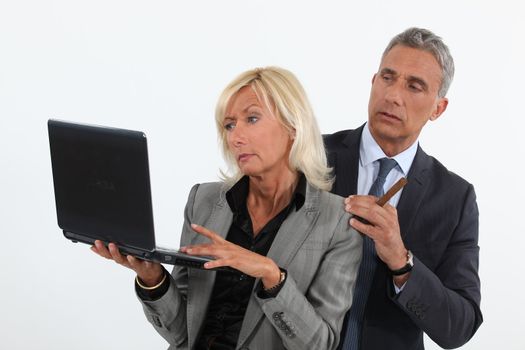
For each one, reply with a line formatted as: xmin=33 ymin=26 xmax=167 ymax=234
xmin=138 ymin=181 xmax=362 ymax=350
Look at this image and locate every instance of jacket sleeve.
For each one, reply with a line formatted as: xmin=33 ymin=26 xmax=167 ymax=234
xmin=391 ymin=184 xmax=483 ymax=348
xmin=255 ymin=213 xmax=363 ymax=350
xmin=136 ymin=184 xmax=200 ymax=347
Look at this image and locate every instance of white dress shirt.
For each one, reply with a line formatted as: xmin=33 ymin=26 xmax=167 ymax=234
xmin=358 ymin=123 xmax=418 ymax=204
xmin=358 ymin=123 xmax=418 ymax=293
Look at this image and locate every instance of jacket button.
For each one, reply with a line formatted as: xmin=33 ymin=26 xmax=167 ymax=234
xmin=273 ymin=312 xmax=283 ymax=320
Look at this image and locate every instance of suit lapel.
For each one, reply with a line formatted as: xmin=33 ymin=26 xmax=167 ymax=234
xmin=187 ymin=194 xmax=233 ymax=349
xmin=396 ymin=146 xmax=431 ymax=241
xmin=338 ymin=128 xmax=432 ymax=242
xmin=235 ymin=184 xmax=322 ymax=347
xmin=333 ymin=126 xmax=363 ymax=197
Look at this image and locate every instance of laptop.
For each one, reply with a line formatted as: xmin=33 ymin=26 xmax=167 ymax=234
xmin=48 ymin=119 xmax=214 ymax=269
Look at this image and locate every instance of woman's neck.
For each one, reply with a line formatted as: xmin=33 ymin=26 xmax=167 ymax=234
xmin=246 ymin=169 xmax=299 ymax=234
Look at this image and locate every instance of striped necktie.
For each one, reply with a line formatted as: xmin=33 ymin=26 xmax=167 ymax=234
xmin=340 ymin=157 xmax=398 ymax=350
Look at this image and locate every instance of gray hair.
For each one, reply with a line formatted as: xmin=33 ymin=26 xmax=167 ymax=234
xmin=383 ymin=27 xmax=455 ymax=97
xmin=215 ymin=66 xmax=333 ymax=191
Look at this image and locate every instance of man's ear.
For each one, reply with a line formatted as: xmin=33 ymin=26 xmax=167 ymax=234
xmin=430 ymin=97 xmax=448 ymax=121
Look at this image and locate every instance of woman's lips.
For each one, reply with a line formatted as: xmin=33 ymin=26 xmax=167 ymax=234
xmin=238 ymin=153 xmax=253 ymax=162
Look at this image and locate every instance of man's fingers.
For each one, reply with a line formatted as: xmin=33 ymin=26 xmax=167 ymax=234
xmin=345 ymin=195 xmax=378 ymax=205
xmin=349 ymin=217 xmax=382 ymax=239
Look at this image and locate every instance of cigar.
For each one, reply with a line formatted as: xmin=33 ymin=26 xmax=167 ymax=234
xmin=376 ymin=177 xmax=408 ymax=207
xmin=354 ymin=177 xmax=408 ymax=225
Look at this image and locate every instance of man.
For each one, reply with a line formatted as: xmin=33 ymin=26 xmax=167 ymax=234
xmin=325 ymin=28 xmax=482 ymax=350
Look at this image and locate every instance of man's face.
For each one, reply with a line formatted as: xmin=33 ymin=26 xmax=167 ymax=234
xmin=367 ymin=45 xmax=448 ymax=155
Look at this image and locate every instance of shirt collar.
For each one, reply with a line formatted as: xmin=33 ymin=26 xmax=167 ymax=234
xmin=226 ymin=173 xmax=306 ymax=214
xmin=360 ymin=122 xmax=418 ymax=176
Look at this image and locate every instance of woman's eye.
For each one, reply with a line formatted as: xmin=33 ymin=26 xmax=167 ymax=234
xmin=224 ymin=122 xmax=235 ymax=131
xmin=247 ymin=116 xmax=259 ymax=124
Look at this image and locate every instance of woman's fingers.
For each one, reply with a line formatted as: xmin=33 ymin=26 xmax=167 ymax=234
xmin=90 ymin=240 xmax=163 ymax=286
xmin=108 ymin=243 xmax=128 ymax=265
xmin=185 ymin=243 xmax=218 ymax=257
xmin=191 ymin=224 xmax=224 ymax=243
xmin=203 ymin=257 xmax=233 ymax=270
xmin=91 ymin=240 xmax=112 ymax=259
xmin=91 ymin=241 xmax=135 ymax=270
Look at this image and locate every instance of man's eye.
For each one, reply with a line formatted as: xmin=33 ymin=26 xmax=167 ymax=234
xmin=408 ymin=84 xmax=423 ymax=92
xmin=382 ymin=74 xmax=393 ymax=81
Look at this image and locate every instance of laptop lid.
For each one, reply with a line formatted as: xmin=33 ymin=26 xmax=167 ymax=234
xmin=48 ymin=119 xmax=156 ymax=253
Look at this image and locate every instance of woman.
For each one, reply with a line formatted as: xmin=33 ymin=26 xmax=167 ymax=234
xmin=92 ymin=67 xmax=362 ymax=350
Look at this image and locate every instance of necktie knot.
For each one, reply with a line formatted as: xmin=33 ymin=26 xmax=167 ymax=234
xmin=368 ymin=158 xmax=398 ymax=197
xmin=377 ymin=157 xmax=398 ymax=179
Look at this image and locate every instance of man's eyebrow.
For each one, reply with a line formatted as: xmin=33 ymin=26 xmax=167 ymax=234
xmin=407 ymin=75 xmax=429 ymax=91
xmin=380 ymin=67 xmax=429 ymax=91
xmin=380 ymin=67 xmax=398 ymax=76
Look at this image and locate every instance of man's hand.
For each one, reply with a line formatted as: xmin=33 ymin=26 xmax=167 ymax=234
xmin=344 ymin=195 xmax=409 ymax=281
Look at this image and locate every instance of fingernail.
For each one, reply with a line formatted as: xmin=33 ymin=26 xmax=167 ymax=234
xmin=191 ymin=223 xmax=198 ymax=228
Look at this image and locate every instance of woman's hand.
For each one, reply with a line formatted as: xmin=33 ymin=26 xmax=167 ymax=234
xmin=91 ymin=240 xmax=164 ymax=287
xmin=181 ymin=224 xmax=281 ymax=289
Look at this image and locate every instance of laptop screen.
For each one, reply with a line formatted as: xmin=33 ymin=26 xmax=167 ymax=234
xmin=48 ymin=120 xmax=156 ymax=251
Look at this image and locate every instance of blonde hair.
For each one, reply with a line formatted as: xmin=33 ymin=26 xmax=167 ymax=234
xmin=215 ymin=66 xmax=333 ymax=191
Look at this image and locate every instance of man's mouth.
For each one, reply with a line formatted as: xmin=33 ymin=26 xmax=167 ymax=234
xmin=379 ymin=111 xmax=401 ymax=121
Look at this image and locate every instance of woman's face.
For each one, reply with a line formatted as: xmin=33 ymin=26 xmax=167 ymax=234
xmin=223 ymin=86 xmax=294 ymax=178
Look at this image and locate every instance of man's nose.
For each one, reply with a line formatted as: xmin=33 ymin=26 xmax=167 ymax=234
xmin=384 ymin=82 xmax=403 ymax=106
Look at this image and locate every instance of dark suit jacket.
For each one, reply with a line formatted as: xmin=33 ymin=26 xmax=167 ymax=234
xmin=324 ymin=125 xmax=482 ymax=350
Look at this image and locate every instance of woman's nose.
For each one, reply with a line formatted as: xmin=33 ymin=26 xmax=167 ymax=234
xmin=229 ymin=124 xmax=247 ymax=147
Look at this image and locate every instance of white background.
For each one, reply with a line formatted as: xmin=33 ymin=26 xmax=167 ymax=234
xmin=1 ymin=0 xmax=524 ymax=349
